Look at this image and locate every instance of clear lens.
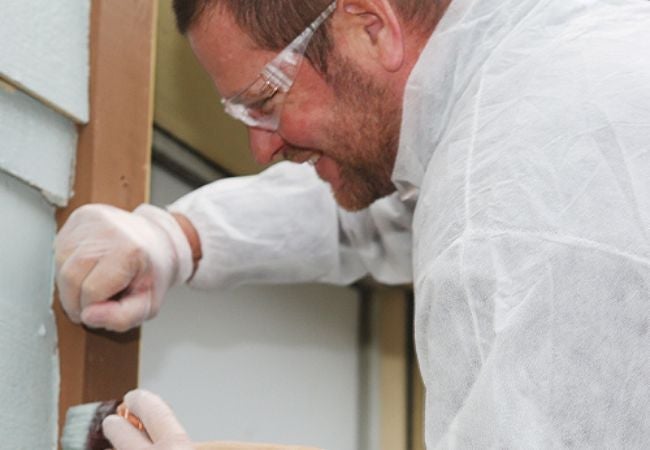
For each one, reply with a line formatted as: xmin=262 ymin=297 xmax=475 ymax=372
xmin=223 ymin=99 xmax=281 ymax=130
xmin=220 ymin=1 xmax=337 ymax=131
xmin=221 ymin=48 xmax=305 ymax=130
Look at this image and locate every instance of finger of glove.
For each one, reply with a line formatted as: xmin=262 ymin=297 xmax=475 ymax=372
xmin=81 ymin=290 xmax=151 ymax=332
xmin=55 ymin=204 xmax=122 ymax=265
xmin=56 ymin=253 xmax=99 ymax=324
xmin=123 ymin=389 xmax=189 ymax=444
xmin=103 ymin=414 xmax=152 ymax=449
xmin=79 ymin=246 xmax=145 ymax=312
xmin=54 ymin=209 xmax=96 ymax=264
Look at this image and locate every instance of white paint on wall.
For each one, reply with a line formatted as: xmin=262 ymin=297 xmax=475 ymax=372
xmin=0 ymin=0 xmax=90 ymax=122
xmin=0 ymin=86 xmax=77 ymax=207
xmin=140 ymin=165 xmax=362 ymax=450
xmin=0 ymin=169 xmax=59 ymax=449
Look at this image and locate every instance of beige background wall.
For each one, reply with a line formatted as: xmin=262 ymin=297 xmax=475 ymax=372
xmin=155 ymin=0 xmax=259 ymax=175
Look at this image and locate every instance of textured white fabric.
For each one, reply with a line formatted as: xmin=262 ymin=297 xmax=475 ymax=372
xmin=397 ymin=0 xmax=650 ymax=447
xmin=170 ymin=162 xmax=414 ymax=289
xmin=169 ymin=0 xmax=650 ymax=447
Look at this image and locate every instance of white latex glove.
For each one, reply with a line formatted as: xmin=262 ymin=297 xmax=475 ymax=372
xmin=55 ymin=204 xmax=193 ymax=332
xmin=103 ymin=389 xmax=194 ymax=450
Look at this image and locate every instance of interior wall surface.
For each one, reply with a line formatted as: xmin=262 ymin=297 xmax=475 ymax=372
xmin=0 ymin=1 xmax=89 ymax=447
xmin=140 ymin=164 xmax=362 ymax=450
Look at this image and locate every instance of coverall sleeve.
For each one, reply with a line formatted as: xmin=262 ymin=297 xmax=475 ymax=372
xmin=168 ymin=161 xmax=413 ymax=289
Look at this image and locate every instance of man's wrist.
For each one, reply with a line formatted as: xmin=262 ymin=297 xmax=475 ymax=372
xmin=171 ymin=212 xmax=203 ymax=278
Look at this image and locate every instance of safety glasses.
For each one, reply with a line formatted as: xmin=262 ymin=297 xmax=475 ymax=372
xmin=221 ymin=1 xmax=337 ymax=131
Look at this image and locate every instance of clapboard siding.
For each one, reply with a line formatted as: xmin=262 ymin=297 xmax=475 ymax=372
xmin=0 ymin=2 xmax=90 ymax=449
xmin=0 ymin=170 xmax=59 ymax=449
xmin=0 ymin=0 xmax=90 ymax=122
xmin=0 ymin=86 xmax=77 ymax=207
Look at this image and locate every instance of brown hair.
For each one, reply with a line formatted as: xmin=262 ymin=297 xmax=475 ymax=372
xmin=172 ymin=0 xmax=441 ymax=72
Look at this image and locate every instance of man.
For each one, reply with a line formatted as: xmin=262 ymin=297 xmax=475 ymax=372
xmin=56 ymin=0 xmax=650 ymax=448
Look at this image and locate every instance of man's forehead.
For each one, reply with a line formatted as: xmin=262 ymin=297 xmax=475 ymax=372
xmin=188 ymin=4 xmax=259 ymax=51
xmin=187 ymin=3 xmax=275 ymax=98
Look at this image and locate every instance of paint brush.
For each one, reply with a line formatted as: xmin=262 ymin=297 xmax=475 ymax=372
xmin=61 ymin=400 xmax=323 ymax=450
xmin=61 ymin=399 xmax=147 ymax=450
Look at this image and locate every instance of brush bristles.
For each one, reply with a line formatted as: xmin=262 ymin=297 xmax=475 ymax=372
xmin=61 ymin=400 xmax=120 ymax=450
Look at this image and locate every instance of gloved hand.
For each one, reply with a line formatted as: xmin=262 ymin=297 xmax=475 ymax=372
xmin=103 ymin=389 xmax=194 ymax=450
xmin=55 ymin=203 xmax=193 ymax=332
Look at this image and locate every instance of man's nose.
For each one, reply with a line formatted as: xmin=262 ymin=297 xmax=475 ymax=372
xmin=248 ymin=128 xmax=285 ymax=165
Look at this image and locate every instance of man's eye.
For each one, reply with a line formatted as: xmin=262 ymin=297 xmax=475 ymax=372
xmin=248 ymin=97 xmax=272 ymax=110
xmin=248 ymin=90 xmax=280 ymax=114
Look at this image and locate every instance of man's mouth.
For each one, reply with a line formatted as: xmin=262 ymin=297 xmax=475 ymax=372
xmin=307 ymin=153 xmax=322 ymax=166
xmin=281 ymin=148 xmax=323 ymax=166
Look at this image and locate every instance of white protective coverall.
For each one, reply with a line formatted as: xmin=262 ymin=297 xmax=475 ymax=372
xmin=170 ymin=0 xmax=650 ymax=447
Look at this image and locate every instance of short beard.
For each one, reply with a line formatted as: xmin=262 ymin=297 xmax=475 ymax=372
xmin=324 ymin=54 xmax=401 ymax=211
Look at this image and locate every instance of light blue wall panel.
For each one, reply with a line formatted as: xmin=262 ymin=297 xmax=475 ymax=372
xmin=0 ymin=0 xmax=90 ymax=122
xmin=0 ymin=86 xmax=77 ymax=207
xmin=0 ymin=170 xmax=59 ymax=449
xmin=0 ymin=2 xmax=88 ymax=449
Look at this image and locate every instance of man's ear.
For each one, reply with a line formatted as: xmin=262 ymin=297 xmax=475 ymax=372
xmin=336 ymin=0 xmax=404 ymax=72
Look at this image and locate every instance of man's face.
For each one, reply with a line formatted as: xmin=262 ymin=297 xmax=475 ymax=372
xmin=188 ymin=6 xmax=401 ymax=210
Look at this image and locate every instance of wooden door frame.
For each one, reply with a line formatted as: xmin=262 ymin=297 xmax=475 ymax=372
xmin=54 ymin=0 xmax=158 ymax=444
xmin=372 ymin=286 xmax=425 ymax=450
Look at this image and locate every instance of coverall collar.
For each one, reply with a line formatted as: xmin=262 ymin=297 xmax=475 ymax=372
xmin=391 ymin=0 xmax=547 ymax=202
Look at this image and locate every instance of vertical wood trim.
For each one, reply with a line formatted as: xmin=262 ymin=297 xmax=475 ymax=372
xmin=55 ymin=0 xmax=157 ymax=443
xmin=411 ymin=361 xmax=426 ymax=450
xmin=377 ymin=287 xmax=409 ymax=450
xmin=406 ymin=290 xmax=426 ymax=450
